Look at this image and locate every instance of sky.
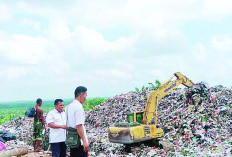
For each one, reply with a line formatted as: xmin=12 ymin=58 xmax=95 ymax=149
xmin=0 ymin=0 xmax=232 ymax=101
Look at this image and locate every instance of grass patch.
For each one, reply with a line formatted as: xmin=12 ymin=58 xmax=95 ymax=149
xmin=0 ymin=97 xmax=107 ymax=124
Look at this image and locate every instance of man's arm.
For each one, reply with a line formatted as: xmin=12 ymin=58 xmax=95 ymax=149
xmin=40 ymin=109 xmax=46 ymax=128
xmin=48 ymin=123 xmax=66 ymax=129
xmin=37 ymin=107 xmax=46 ymax=128
xmin=76 ymin=124 xmax=89 ymax=152
xmin=46 ymin=111 xmax=66 ymax=129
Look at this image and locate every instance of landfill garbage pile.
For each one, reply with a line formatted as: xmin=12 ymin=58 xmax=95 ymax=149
xmin=0 ymin=117 xmax=34 ymax=151
xmin=0 ymin=83 xmax=231 ymax=156
xmin=0 ymin=116 xmax=49 ymax=152
xmin=85 ymin=83 xmax=232 ymax=157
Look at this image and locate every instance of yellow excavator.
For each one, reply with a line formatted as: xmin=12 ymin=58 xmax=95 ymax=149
xmin=108 ymin=72 xmax=194 ymax=145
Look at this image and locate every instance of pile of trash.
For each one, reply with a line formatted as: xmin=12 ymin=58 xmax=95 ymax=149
xmin=85 ymin=83 xmax=231 ymax=156
xmin=0 ymin=83 xmax=231 ymax=156
xmin=0 ymin=117 xmax=34 ymax=151
xmin=0 ymin=116 xmax=50 ymax=152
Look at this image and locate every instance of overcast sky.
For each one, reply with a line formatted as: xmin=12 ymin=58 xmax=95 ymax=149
xmin=0 ymin=0 xmax=232 ymax=101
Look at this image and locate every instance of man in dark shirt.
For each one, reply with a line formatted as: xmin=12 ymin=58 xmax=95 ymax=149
xmin=33 ymin=98 xmax=46 ymax=152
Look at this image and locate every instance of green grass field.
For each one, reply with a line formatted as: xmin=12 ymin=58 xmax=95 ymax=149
xmin=0 ymin=98 xmax=106 ymax=124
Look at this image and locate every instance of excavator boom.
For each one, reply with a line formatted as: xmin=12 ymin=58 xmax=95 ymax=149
xmin=143 ymin=72 xmax=194 ymax=124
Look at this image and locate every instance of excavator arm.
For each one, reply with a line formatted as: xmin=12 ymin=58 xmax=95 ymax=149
xmin=143 ymin=72 xmax=194 ymax=125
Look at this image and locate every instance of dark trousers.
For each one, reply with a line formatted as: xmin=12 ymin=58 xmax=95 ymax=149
xmin=70 ymin=145 xmax=88 ymax=157
xmin=50 ymin=142 xmax=67 ymax=157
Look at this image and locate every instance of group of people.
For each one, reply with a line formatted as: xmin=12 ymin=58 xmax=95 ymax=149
xmin=33 ymin=86 xmax=89 ymax=157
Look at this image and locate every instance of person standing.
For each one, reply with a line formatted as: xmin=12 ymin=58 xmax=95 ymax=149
xmin=66 ymin=86 xmax=89 ymax=157
xmin=46 ymin=99 xmax=67 ymax=157
xmin=33 ymin=98 xmax=46 ymax=152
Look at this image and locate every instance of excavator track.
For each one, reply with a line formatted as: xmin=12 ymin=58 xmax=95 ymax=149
xmin=124 ymin=139 xmax=162 ymax=153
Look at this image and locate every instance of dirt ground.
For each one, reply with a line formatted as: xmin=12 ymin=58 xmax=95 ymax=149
xmin=22 ymin=152 xmax=52 ymax=157
xmin=22 ymin=151 xmax=71 ymax=157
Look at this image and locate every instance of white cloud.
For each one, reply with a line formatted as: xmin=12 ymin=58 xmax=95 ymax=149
xmin=193 ymin=43 xmax=208 ymax=62
xmin=0 ymin=31 xmax=71 ymax=79
xmin=211 ymin=36 xmax=232 ymax=51
xmin=203 ymin=0 xmax=232 ymax=18
xmin=94 ymin=69 xmax=130 ymax=79
xmin=47 ymin=18 xmax=71 ymax=40
xmin=0 ymin=3 xmax=11 ymax=21
xmin=70 ymin=26 xmax=138 ymax=56
xmin=7 ymin=66 xmax=34 ymax=79
xmin=0 ymin=0 xmax=232 ymax=101
xmin=0 ymin=35 xmax=48 ymax=65
xmin=20 ymin=18 xmax=41 ymax=30
xmin=6 ymin=0 xmax=232 ymax=29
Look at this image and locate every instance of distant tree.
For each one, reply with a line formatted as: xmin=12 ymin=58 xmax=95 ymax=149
xmin=134 ymin=80 xmax=161 ymax=93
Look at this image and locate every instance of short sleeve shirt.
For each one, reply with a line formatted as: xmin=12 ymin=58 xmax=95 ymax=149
xmin=46 ymin=109 xmax=66 ymax=143
xmin=66 ymin=100 xmax=88 ymax=144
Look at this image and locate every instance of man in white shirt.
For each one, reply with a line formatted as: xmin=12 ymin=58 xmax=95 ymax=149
xmin=66 ymin=86 xmax=89 ymax=157
xmin=46 ymin=99 xmax=67 ymax=157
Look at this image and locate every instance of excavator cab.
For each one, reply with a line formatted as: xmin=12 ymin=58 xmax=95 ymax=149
xmin=127 ymin=112 xmax=144 ymax=124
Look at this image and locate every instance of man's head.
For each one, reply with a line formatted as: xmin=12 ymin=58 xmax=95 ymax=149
xmin=54 ymin=99 xmax=64 ymax=112
xmin=36 ymin=98 xmax=42 ymax=106
xmin=74 ymin=86 xmax=87 ymax=104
